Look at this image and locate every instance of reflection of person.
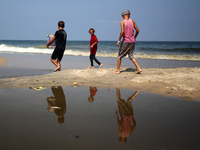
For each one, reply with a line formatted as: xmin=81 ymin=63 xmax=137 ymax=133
xmin=88 ymin=87 xmax=97 ymax=102
xmin=47 ymin=86 xmax=66 ymax=123
xmin=115 ymin=88 xmax=139 ymax=143
xmin=88 ymin=87 xmax=97 ymax=103
xmin=88 ymin=28 xmax=103 ymax=69
xmin=113 ymin=9 xmax=142 ymax=74
xmin=47 ymin=21 xmax=67 ymax=72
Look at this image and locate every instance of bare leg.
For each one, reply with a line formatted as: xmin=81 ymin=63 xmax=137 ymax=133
xmin=51 ymin=58 xmax=58 ymax=67
xmin=50 ymin=58 xmax=61 ymax=72
xmin=131 ymin=58 xmax=142 ymax=74
xmin=88 ymin=66 xmax=94 ymax=69
xmin=113 ymin=58 xmax=121 ymax=74
xmin=56 ymin=60 xmax=61 ymax=71
xmin=54 ymin=60 xmax=61 ymax=72
xmin=99 ymin=63 xmax=103 ymax=69
xmin=129 ymin=90 xmax=140 ymax=100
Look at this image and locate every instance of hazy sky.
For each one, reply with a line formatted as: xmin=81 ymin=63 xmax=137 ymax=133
xmin=0 ymin=0 xmax=200 ymax=41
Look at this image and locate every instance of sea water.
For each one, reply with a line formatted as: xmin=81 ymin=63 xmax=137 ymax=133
xmin=0 ymin=40 xmax=200 ymax=60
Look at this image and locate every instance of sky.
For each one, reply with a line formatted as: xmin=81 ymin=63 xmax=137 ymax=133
xmin=0 ymin=0 xmax=200 ymax=41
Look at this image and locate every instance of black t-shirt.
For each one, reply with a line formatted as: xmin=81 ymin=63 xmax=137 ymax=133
xmin=54 ymin=29 xmax=67 ymax=50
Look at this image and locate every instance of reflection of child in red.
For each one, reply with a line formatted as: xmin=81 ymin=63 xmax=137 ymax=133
xmin=88 ymin=87 xmax=97 ymax=103
xmin=115 ymin=89 xmax=139 ymax=143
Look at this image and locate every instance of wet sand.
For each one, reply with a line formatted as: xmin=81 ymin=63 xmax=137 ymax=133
xmin=0 ymin=53 xmax=200 ymax=100
xmin=0 ymin=56 xmax=7 ymax=66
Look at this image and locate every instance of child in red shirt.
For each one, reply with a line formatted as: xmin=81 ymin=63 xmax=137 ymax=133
xmin=88 ymin=28 xmax=103 ymax=69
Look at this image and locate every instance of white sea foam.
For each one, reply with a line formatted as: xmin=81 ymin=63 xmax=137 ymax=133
xmin=0 ymin=44 xmax=200 ymax=61
xmin=0 ymin=44 xmax=53 ymax=54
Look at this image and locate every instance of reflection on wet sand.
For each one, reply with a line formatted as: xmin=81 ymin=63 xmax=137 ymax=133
xmin=2 ymin=86 xmax=200 ymax=149
xmin=47 ymin=86 xmax=66 ymax=123
xmin=88 ymin=87 xmax=97 ymax=103
xmin=115 ymin=88 xmax=139 ymax=143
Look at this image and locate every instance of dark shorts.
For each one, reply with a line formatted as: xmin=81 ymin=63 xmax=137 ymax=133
xmin=51 ymin=48 xmax=65 ymax=61
xmin=118 ymin=42 xmax=135 ymax=60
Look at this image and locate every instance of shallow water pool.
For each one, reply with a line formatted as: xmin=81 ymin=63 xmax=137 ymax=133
xmin=0 ymin=86 xmax=200 ymax=150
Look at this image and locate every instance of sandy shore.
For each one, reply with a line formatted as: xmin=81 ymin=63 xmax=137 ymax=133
xmin=0 ymin=67 xmax=199 ymax=101
xmin=0 ymin=53 xmax=200 ymax=100
xmin=0 ymin=56 xmax=7 ymax=66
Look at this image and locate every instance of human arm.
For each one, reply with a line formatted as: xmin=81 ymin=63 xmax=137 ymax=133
xmin=90 ymin=35 xmax=98 ymax=48
xmin=90 ymin=41 xmax=98 ymax=48
xmin=115 ymin=110 xmax=122 ymax=136
xmin=132 ymin=20 xmax=139 ymax=39
xmin=46 ymin=36 xmax=56 ymax=48
xmin=117 ymin=20 xmax=125 ymax=47
xmin=129 ymin=117 xmax=137 ymax=135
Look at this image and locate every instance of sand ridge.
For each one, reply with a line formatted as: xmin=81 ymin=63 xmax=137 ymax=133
xmin=0 ymin=67 xmax=200 ymax=101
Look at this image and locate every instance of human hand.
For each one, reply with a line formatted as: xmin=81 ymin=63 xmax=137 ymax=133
xmin=117 ymin=41 xmax=120 ymax=47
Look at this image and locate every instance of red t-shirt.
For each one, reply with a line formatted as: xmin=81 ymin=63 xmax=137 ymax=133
xmin=90 ymin=87 xmax=97 ymax=96
xmin=90 ymin=34 xmax=98 ymax=54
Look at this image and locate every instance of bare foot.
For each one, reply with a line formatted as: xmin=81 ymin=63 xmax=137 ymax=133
xmin=134 ymin=70 xmax=142 ymax=74
xmin=88 ymin=66 xmax=94 ymax=69
xmin=113 ymin=70 xmax=120 ymax=74
xmin=99 ymin=64 xmax=103 ymax=69
xmin=54 ymin=66 xmax=61 ymax=72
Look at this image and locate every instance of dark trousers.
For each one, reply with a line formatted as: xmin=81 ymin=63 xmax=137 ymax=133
xmin=90 ymin=54 xmax=101 ymax=66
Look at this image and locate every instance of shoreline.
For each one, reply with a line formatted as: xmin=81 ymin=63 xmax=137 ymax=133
xmin=0 ymin=53 xmax=200 ymax=101
xmin=0 ymin=67 xmax=199 ymax=101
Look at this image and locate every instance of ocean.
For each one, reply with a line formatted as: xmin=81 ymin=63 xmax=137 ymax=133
xmin=0 ymin=40 xmax=200 ymax=60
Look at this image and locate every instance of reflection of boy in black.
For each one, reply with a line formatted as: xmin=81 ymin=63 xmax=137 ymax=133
xmin=115 ymin=89 xmax=139 ymax=143
xmin=47 ymin=86 xmax=66 ymax=123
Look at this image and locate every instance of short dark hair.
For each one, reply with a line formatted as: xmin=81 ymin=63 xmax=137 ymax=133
xmin=89 ymin=28 xmax=95 ymax=33
xmin=58 ymin=21 xmax=65 ymax=28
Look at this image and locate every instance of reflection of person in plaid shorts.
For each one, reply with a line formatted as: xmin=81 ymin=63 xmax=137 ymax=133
xmin=113 ymin=10 xmax=142 ymax=74
xmin=115 ymin=89 xmax=139 ymax=143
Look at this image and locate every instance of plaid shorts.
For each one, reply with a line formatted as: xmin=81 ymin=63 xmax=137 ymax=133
xmin=118 ymin=42 xmax=135 ymax=60
xmin=117 ymin=98 xmax=133 ymax=116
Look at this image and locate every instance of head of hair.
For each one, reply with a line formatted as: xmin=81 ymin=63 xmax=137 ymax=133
xmin=89 ymin=28 xmax=95 ymax=33
xmin=119 ymin=137 xmax=127 ymax=144
xmin=58 ymin=116 xmax=64 ymax=123
xmin=121 ymin=9 xmax=131 ymax=16
xmin=58 ymin=21 xmax=65 ymax=28
xmin=88 ymin=96 xmax=94 ymax=103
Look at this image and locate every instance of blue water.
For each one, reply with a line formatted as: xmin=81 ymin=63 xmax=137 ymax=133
xmin=0 ymin=40 xmax=200 ymax=60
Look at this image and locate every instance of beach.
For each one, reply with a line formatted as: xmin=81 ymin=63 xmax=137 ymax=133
xmin=1 ymin=53 xmax=200 ymax=149
xmin=0 ymin=56 xmax=7 ymax=66
xmin=0 ymin=53 xmax=200 ymax=101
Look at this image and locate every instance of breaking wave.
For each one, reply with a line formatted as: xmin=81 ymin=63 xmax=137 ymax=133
xmin=0 ymin=44 xmax=200 ymax=60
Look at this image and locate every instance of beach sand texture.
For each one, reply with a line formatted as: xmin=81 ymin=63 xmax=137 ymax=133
xmin=0 ymin=56 xmax=7 ymax=66
xmin=0 ymin=67 xmax=200 ymax=101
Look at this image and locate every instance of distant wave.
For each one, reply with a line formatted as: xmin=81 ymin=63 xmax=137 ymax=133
xmin=138 ymin=47 xmax=200 ymax=53
xmin=0 ymin=44 xmax=200 ymax=60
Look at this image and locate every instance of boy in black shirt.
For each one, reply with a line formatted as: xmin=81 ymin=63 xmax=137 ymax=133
xmin=47 ymin=21 xmax=67 ymax=72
